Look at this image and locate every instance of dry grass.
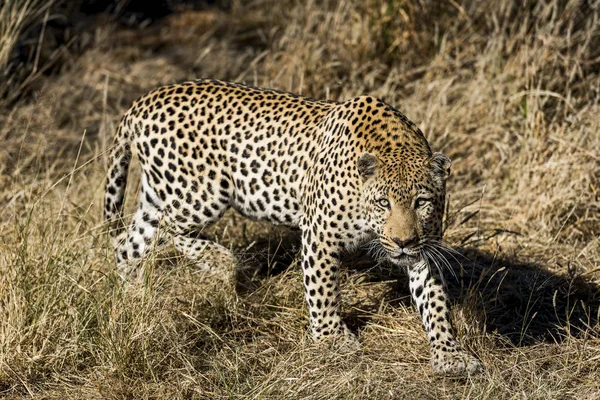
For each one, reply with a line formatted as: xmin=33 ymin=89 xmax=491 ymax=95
xmin=0 ymin=0 xmax=599 ymax=398
xmin=0 ymin=0 xmax=60 ymax=105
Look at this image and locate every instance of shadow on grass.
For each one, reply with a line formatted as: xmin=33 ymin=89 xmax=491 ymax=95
xmin=445 ymin=248 xmax=600 ymax=346
xmin=241 ymin=230 xmax=600 ymax=346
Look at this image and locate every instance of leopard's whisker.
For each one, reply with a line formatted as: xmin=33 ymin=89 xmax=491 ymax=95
xmin=422 ymin=248 xmax=448 ymax=290
xmin=424 ymin=244 xmax=457 ymax=281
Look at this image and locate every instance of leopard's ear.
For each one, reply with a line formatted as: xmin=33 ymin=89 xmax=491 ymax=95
xmin=357 ymin=152 xmax=378 ymax=181
xmin=430 ymin=152 xmax=451 ymax=181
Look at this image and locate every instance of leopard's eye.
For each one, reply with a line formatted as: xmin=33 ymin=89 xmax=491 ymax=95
xmin=414 ymin=197 xmax=433 ymax=209
xmin=377 ymin=198 xmax=391 ymax=209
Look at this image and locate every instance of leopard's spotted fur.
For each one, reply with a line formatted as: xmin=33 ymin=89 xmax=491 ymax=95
xmin=104 ymin=79 xmax=482 ymax=375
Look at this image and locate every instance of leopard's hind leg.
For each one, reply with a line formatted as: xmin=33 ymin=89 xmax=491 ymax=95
xmin=163 ymin=172 xmax=237 ymax=278
xmin=115 ymin=173 xmax=164 ymax=279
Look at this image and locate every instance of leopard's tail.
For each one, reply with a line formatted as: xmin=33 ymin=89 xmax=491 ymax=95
xmin=104 ymin=117 xmax=132 ymax=245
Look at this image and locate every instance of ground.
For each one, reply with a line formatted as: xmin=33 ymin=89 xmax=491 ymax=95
xmin=0 ymin=0 xmax=599 ymax=399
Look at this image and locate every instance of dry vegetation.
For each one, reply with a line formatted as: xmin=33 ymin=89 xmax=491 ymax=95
xmin=1 ymin=0 xmax=599 ymax=398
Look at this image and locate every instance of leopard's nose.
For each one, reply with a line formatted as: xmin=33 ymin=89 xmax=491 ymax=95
xmin=392 ymin=236 xmax=418 ymax=248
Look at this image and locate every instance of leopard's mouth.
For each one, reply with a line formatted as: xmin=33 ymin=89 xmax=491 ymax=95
xmin=388 ymin=252 xmax=422 ymax=266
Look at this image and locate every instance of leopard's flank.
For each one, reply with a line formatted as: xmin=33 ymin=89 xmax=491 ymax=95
xmin=104 ymin=79 xmax=482 ymax=375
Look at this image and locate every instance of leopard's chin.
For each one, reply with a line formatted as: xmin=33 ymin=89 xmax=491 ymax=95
xmin=388 ymin=253 xmax=422 ymax=266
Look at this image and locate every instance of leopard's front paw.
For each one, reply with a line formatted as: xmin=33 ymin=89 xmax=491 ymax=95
xmin=117 ymin=261 xmax=141 ymax=281
xmin=431 ymin=347 xmax=483 ymax=376
xmin=336 ymin=323 xmax=360 ymax=353
xmin=315 ymin=322 xmax=360 ymax=353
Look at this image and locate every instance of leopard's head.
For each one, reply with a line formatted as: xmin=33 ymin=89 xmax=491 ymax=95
xmin=357 ymin=147 xmax=451 ymax=266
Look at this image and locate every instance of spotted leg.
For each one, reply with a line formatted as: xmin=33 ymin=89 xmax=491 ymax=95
xmin=408 ymin=261 xmax=482 ymax=375
xmin=300 ymin=227 xmax=357 ymax=347
xmin=116 ymin=174 xmax=163 ymax=279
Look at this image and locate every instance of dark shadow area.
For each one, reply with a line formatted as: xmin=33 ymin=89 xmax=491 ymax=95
xmin=234 ymin=229 xmax=302 ymax=294
xmin=2 ymin=0 xmax=227 ymax=105
xmin=238 ymin=229 xmax=600 ymax=346
xmin=447 ymin=248 xmax=600 ymax=345
xmin=350 ymin=248 xmax=600 ymax=345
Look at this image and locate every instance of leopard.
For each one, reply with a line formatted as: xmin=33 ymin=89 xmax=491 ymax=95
xmin=104 ymin=79 xmax=482 ymax=375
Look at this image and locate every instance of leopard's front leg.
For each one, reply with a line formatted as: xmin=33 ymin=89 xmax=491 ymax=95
xmin=300 ymin=227 xmax=356 ymax=345
xmin=409 ymin=261 xmax=483 ymax=375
